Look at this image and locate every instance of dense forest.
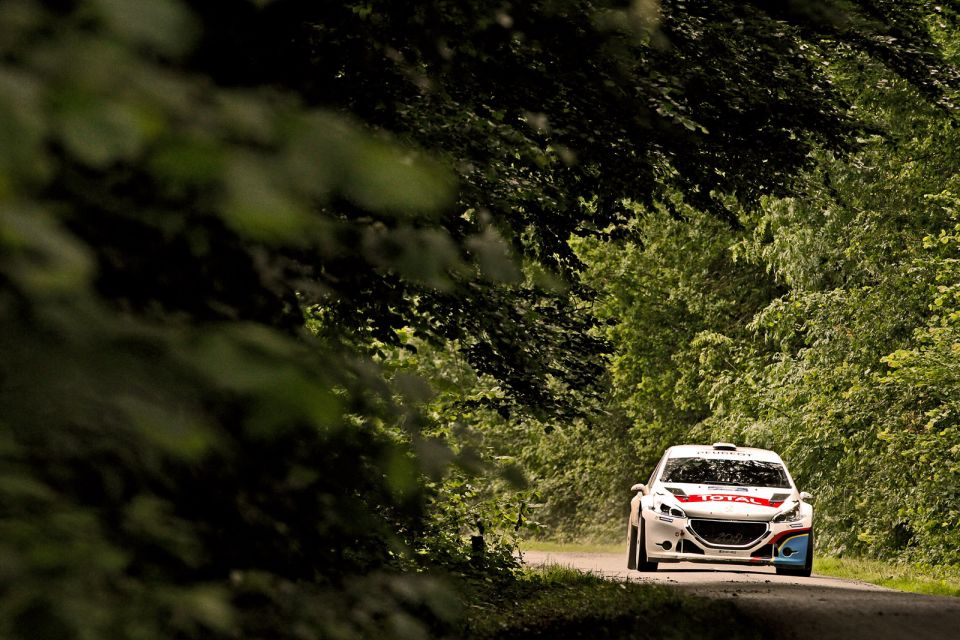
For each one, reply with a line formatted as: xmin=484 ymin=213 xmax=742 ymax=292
xmin=2 ymin=0 xmax=959 ymax=638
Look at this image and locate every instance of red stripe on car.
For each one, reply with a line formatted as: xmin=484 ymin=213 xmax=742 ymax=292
xmin=768 ymin=528 xmax=811 ymax=546
xmin=675 ymin=494 xmax=783 ymax=507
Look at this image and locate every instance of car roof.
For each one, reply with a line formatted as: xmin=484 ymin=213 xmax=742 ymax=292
xmin=665 ymin=444 xmax=784 ymax=464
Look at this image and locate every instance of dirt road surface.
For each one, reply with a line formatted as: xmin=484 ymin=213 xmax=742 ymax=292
xmin=522 ymin=551 xmax=960 ymax=640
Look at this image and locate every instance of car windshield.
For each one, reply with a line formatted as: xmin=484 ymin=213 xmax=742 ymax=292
xmin=660 ymin=457 xmax=791 ymax=488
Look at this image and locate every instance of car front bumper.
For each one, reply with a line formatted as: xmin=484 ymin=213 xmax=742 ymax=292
xmin=641 ymin=509 xmax=812 ymax=568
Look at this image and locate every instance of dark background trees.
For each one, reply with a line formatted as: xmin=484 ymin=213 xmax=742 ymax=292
xmin=188 ymin=0 xmax=960 ymax=414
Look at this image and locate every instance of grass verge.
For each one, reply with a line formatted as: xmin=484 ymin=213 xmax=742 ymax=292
xmin=814 ymin=557 xmax=960 ymax=597
xmin=460 ymin=564 xmax=762 ymax=640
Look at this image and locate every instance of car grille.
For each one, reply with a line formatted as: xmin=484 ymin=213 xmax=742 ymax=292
xmin=678 ymin=539 xmax=705 ymax=555
xmin=689 ymin=519 xmax=767 ymax=548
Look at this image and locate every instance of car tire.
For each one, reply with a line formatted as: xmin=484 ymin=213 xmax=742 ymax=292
xmin=627 ymin=522 xmax=638 ymax=570
xmin=775 ymin=530 xmax=813 ymax=577
xmin=636 ymin=517 xmax=658 ymax=572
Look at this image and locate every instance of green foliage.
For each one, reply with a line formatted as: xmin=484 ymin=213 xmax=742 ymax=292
xmin=510 ymin=411 xmax=641 ymax=542
xmin=374 ymin=331 xmax=544 ymax=568
xmin=580 ymin=201 xmax=780 ymax=431
xmin=712 ymin=71 xmax=960 ymax=563
xmin=4 ymin=0 xmax=960 ymax=638
xmin=870 ymin=217 xmax=960 ymax=564
xmin=186 ymin=0 xmax=960 ymax=416
xmin=555 ymin=32 xmax=960 ymax=566
xmin=0 ymin=2 xmax=474 ymax=638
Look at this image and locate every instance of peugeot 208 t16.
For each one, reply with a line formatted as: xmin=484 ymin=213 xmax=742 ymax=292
xmin=626 ymin=443 xmax=813 ymax=576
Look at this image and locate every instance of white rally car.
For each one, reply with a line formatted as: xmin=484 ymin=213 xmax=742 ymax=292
xmin=627 ymin=443 xmax=813 ymax=576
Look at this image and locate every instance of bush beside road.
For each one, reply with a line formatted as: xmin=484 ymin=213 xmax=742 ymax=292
xmin=461 ymin=565 xmax=762 ymax=640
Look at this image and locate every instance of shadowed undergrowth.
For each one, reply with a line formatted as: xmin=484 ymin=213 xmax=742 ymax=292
xmin=461 ymin=565 xmax=762 ymax=640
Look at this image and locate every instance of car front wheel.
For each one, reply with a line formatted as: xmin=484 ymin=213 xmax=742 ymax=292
xmin=627 ymin=522 xmax=638 ymax=570
xmin=635 ymin=517 xmax=658 ymax=572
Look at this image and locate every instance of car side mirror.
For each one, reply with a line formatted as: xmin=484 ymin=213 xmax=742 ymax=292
xmin=799 ymin=491 xmax=813 ymax=502
xmin=631 ymin=483 xmax=647 ymax=493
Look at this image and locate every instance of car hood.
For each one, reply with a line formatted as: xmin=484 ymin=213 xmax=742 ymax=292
xmin=659 ymin=484 xmax=797 ymax=521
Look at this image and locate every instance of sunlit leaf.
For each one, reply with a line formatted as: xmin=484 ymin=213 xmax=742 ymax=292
xmin=149 ymin=136 xmax=225 ymax=188
xmin=56 ymin=99 xmax=148 ymax=168
xmin=93 ymin=0 xmax=199 ymax=59
xmin=466 ymin=228 xmax=522 ymax=283
xmin=222 ymin=154 xmax=314 ymax=243
xmin=363 ymin=225 xmax=462 ymax=289
xmin=0 ymin=206 xmax=94 ymax=294
xmin=345 ymin=141 xmax=455 ymax=217
xmin=115 ymin=395 xmax=215 ymax=460
xmin=0 ymin=67 xmax=49 ymax=193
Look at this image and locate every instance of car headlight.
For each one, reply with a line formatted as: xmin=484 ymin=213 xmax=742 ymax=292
xmin=654 ymin=496 xmax=687 ymax=519
xmin=772 ymin=502 xmax=802 ymax=523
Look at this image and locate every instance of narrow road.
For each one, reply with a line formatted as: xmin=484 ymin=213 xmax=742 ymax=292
xmin=522 ymin=551 xmax=960 ymax=640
